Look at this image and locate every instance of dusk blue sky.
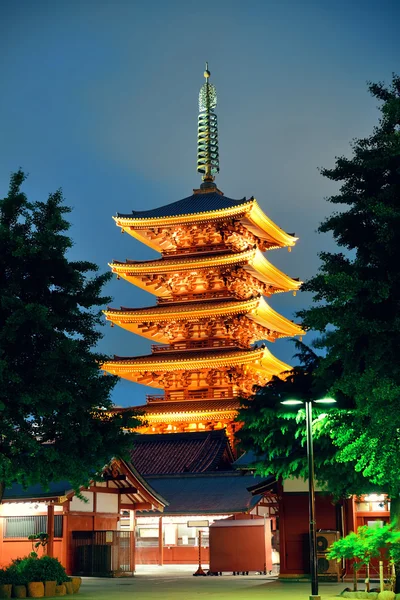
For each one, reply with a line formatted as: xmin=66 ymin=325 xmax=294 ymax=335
xmin=1 ymin=0 xmax=398 ymax=407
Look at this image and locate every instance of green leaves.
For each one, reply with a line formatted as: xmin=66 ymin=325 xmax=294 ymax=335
xmin=0 ymin=171 xmax=140 ymax=497
xmin=238 ymin=75 xmax=400 ymax=502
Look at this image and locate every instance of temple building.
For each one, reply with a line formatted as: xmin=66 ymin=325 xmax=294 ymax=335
xmin=102 ymin=65 xmax=304 ymax=441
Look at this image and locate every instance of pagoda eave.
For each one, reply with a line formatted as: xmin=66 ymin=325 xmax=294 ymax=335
xmin=104 ymin=296 xmax=305 ymax=341
xmin=109 ymin=249 xmax=302 ymax=296
xmin=102 ymin=347 xmax=291 ymax=385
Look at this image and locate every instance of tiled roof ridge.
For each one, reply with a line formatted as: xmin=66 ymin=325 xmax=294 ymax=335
xmin=106 ymin=297 xmax=256 ymax=314
xmin=130 ymin=430 xmax=227 ymax=442
xmin=146 ymin=471 xmax=251 ymax=479
xmin=112 ymin=248 xmax=254 ymax=268
xmin=111 ymin=346 xmax=263 ymax=362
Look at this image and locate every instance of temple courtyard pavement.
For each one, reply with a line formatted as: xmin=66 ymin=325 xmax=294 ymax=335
xmin=77 ymin=566 xmax=345 ymax=599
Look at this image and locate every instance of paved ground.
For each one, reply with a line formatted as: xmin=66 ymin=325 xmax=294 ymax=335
xmin=76 ymin=566 xmax=347 ymax=599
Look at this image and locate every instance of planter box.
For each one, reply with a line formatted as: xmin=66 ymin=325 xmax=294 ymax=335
xmin=27 ymin=582 xmax=44 ymax=598
xmin=44 ymin=581 xmax=56 ymax=597
xmin=13 ymin=585 xmax=27 ymax=599
xmin=55 ymin=585 xmax=66 ymax=596
xmin=71 ymin=578 xmax=82 ymax=594
xmin=0 ymin=584 xmax=11 ymax=599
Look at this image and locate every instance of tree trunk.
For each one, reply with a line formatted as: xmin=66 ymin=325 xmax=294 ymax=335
xmin=0 ymin=481 xmax=5 ymax=504
xmin=390 ymin=494 xmax=400 ymax=593
xmin=353 ymin=561 xmax=358 ymax=591
xmin=365 ymin=563 xmax=370 ymax=592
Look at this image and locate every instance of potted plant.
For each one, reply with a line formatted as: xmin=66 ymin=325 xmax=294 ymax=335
xmin=6 ymin=563 xmax=27 ymax=598
xmin=0 ymin=569 xmax=12 ymax=599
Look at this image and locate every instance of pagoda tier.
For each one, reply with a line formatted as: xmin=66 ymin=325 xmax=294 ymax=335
xmin=102 ymin=346 xmax=291 ymax=398
xmin=110 ymin=248 xmax=301 ymax=299
xmin=104 ymin=296 xmax=305 ymax=346
xmin=114 ymin=399 xmax=242 ymax=440
xmin=114 ymin=192 xmax=298 ymax=253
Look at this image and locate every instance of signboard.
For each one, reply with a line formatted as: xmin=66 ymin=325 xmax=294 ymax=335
xmin=105 ymin=531 xmax=113 ymax=543
xmin=187 ymin=520 xmax=209 ymax=528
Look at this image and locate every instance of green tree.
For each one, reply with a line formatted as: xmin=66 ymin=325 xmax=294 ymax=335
xmin=237 ymin=341 xmax=369 ymax=498
xmin=0 ymin=170 xmax=139 ymax=501
xmin=298 ymin=74 xmax=400 ymax=517
xmin=238 ymin=74 xmax=400 ymax=589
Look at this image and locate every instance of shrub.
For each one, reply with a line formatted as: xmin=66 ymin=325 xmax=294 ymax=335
xmin=5 ymin=563 xmax=27 ymax=586
xmin=10 ymin=556 xmax=69 ymax=585
xmin=0 ymin=568 xmax=11 ymax=584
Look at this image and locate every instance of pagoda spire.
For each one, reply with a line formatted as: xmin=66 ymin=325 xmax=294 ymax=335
xmin=197 ymin=62 xmax=219 ymax=189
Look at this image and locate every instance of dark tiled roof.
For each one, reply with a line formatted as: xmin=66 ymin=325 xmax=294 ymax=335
xmin=233 ymin=450 xmax=259 ymax=470
xmin=135 ymin=399 xmax=240 ymax=415
xmin=116 ymin=193 xmax=251 ymax=220
xmin=4 ymin=481 xmax=73 ymax=501
xmin=129 ymin=430 xmax=234 ymax=476
xmin=143 ymin=473 xmax=264 ymax=515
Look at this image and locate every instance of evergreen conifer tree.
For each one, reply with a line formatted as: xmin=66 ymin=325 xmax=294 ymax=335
xmin=0 ymin=170 xmax=139 ymax=500
xmin=298 ymin=74 xmax=400 ymax=514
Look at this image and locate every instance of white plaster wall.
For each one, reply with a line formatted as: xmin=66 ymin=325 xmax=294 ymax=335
xmin=70 ymin=491 xmax=94 ymax=512
xmin=96 ymin=493 xmax=119 ymax=514
xmin=0 ymin=503 xmax=63 ymax=516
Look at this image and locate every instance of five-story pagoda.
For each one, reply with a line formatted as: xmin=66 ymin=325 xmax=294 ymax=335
xmin=103 ymin=65 xmax=304 ymax=441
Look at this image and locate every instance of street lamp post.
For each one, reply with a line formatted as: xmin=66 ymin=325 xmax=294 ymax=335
xmin=281 ymin=398 xmax=336 ymax=600
xmin=306 ymin=400 xmax=318 ymax=599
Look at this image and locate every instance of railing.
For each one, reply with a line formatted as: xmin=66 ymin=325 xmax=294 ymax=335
xmin=151 ymin=339 xmax=241 ymax=353
xmin=146 ymin=390 xmax=236 ymax=403
xmin=162 ymin=245 xmax=228 ymax=256
xmin=146 ymin=395 xmax=165 ymax=403
xmin=157 ymin=291 xmax=229 ymax=304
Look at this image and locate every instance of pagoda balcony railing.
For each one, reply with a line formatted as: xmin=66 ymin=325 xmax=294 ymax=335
xmin=162 ymin=244 xmax=229 ymax=257
xmin=146 ymin=389 xmax=237 ymax=403
xmin=157 ymin=291 xmax=230 ymax=304
xmin=151 ymin=339 xmax=240 ymax=353
xmin=146 ymin=395 xmax=166 ymax=403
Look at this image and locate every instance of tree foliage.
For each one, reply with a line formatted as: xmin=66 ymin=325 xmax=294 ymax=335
xmin=0 ymin=170 xmax=139 ymax=499
xmin=298 ymin=74 xmax=400 ymax=498
xmin=237 ymin=74 xmax=400 ymax=501
xmin=237 ymin=342 xmax=368 ymax=498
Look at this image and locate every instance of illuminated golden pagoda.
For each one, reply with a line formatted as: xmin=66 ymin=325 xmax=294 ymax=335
xmin=103 ymin=65 xmax=304 ymax=441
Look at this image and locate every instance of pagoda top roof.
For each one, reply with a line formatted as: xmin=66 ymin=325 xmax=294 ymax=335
xmin=116 ymin=192 xmax=250 ymax=220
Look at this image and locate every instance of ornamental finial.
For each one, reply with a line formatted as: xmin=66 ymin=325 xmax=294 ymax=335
xmin=197 ymin=62 xmax=219 ymax=187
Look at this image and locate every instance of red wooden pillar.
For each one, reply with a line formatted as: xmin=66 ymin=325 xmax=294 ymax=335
xmin=158 ymin=516 xmax=163 ymax=566
xmin=130 ymin=510 xmax=136 ymax=574
xmin=62 ymin=512 xmax=70 ymax=573
xmin=277 ymin=480 xmax=286 ymax=575
xmin=47 ymin=504 xmax=55 ymax=558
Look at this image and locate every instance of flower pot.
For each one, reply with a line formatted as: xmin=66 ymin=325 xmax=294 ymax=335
xmin=13 ymin=585 xmax=27 ymax=599
xmin=0 ymin=584 xmax=11 ymax=599
xmin=64 ymin=582 xmax=73 ymax=595
xmin=27 ymin=582 xmax=44 ymax=598
xmin=44 ymin=581 xmax=57 ymax=597
xmin=71 ymin=578 xmax=81 ymax=593
xmin=55 ymin=585 xmax=66 ymax=596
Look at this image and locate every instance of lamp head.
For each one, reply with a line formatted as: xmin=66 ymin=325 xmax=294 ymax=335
xmin=281 ymin=399 xmax=304 ymax=406
xmin=314 ymin=398 xmax=336 ymax=405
